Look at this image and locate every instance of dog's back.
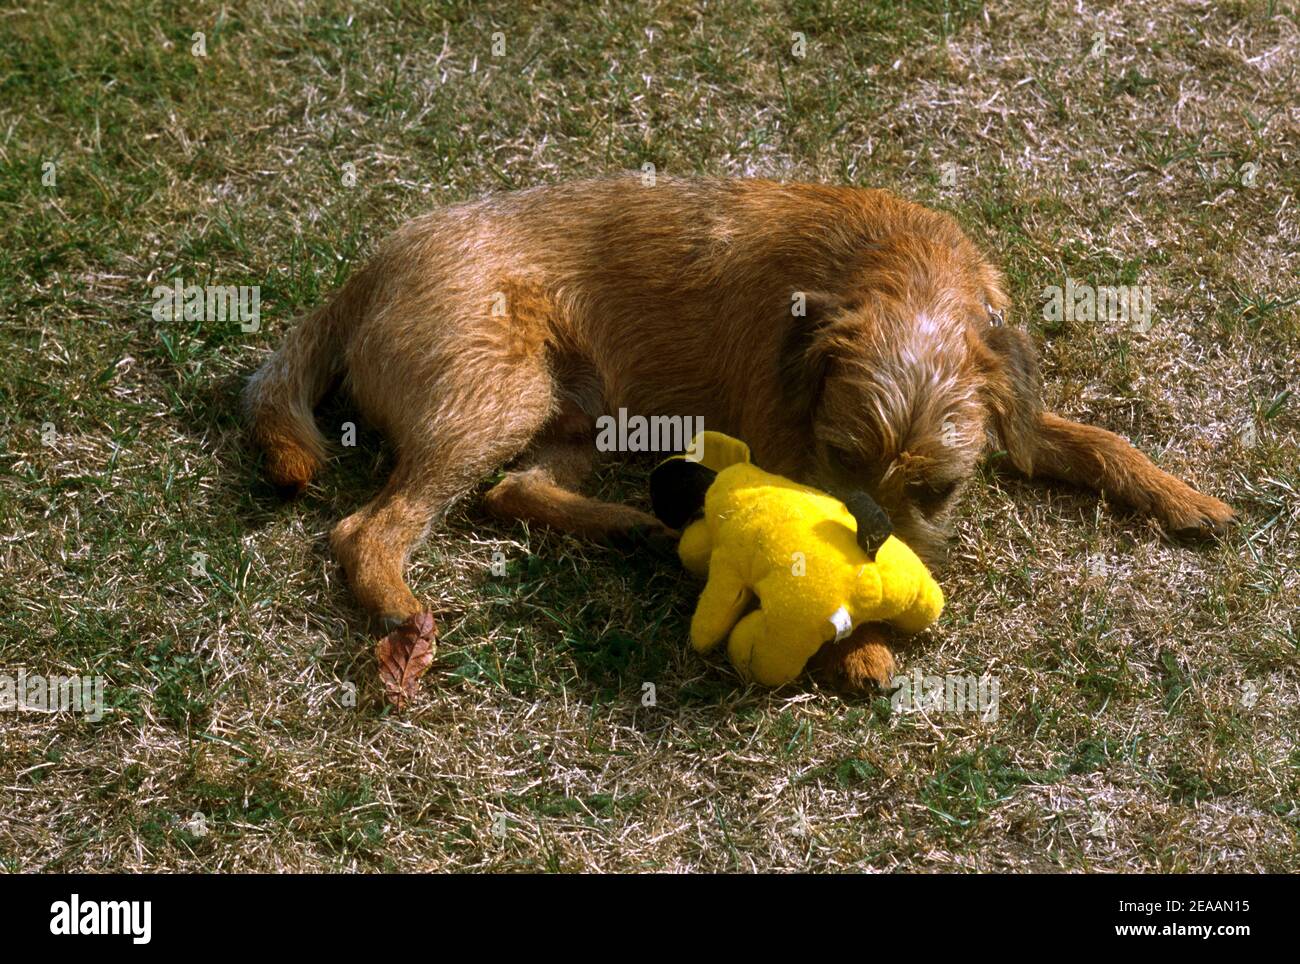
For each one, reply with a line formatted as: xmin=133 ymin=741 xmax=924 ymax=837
xmin=244 ymin=175 xmax=984 ymax=492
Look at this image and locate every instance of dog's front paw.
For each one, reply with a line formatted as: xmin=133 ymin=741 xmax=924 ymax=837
xmin=809 ymin=623 xmax=896 ymax=692
xmin=609 ymin=520 xmax=680 ymax=556
xmin=1160 ymin=489 xmax=1237 ymax=539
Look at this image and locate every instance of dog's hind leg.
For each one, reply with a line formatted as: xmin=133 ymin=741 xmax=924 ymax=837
xmin=331 ymin=372 xmax=554 ymax=629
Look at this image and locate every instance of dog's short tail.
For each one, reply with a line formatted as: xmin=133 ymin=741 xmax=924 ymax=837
xmin=243 ymin=270 xmax=369 ymax=495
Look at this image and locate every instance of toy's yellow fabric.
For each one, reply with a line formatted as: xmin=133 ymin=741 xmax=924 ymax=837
xmin=675 ymin=431 xmax=944 ymax=686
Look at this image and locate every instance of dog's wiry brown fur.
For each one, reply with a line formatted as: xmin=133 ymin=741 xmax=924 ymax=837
xmin=245 ymin=175 xmax=1235 ymax=684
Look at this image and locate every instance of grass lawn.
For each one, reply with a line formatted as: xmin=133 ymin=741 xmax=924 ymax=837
xmin=1 ymin=0 xmax=1296 ymax=872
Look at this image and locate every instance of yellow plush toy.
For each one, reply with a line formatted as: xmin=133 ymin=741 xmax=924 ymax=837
xmin=650 ymin=431 xmax=944 ymax=686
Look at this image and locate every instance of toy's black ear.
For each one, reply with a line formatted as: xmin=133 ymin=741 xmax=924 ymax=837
xmin=844 ymin=491 xmax=893 ymax=557
xmin=650 ymin=459 xmax=718 ymax=529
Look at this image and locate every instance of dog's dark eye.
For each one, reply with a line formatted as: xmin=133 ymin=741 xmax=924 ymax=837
xmin=913 ymin=480 xmax=959 ymax=509
xmin=828 ymin=446 xmax=862 ymax=475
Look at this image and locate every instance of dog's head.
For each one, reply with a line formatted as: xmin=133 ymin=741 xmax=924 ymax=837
xmin=779 ymin=243 xmax=1040 ymax=566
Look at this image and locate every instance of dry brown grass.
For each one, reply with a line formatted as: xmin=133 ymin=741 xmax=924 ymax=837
xmin=0 ymin=0 xmax=1296 ymax=872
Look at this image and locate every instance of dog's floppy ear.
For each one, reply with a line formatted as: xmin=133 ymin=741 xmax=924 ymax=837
xmin=778 ymin=290 xmax=855 ymax=420
xmin=650 ymin=458 xmax=718 ymax=529
xmin=975 ymin=323 xmax=1043 ymax=474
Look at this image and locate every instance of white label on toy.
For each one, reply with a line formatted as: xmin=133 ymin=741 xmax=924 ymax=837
xmin=829 ymin=606 xmax=853 ymax=642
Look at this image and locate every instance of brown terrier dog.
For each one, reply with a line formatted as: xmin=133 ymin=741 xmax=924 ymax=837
xmin=245 ymin=175 xmax=1234 ymax=690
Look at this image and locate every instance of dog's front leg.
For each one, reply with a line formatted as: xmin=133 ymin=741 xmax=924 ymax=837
xmin=484 ymin=432 xmax=672 ymax=542
xmin=1030 ymin=412 xmax=1236 ymax=537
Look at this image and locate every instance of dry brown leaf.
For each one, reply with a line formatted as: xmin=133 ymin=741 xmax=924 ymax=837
xmin=375 ymin=611 xmax=437 ymax=708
